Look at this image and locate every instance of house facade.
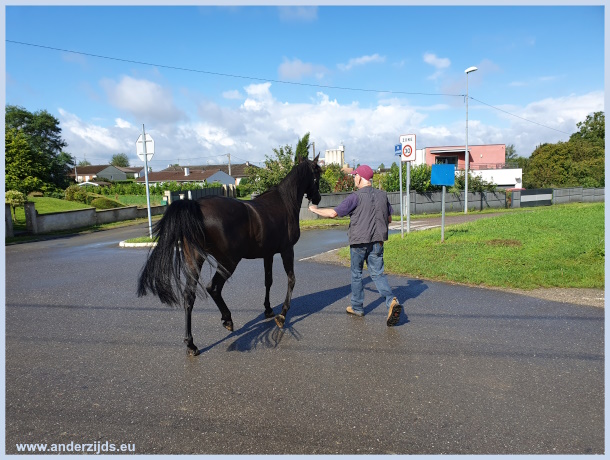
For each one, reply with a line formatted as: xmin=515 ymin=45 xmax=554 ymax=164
xmin=71 ymin=165 xmax=128 ymax=183
xmin=136 ymin=168 xmax=235 ymax=186
xmin=161 ymin=163 xmax=254 ymax=185
xmin=411 ymin=144 xmax=522 ymax=189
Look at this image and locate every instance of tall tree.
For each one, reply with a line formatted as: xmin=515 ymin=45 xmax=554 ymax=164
xmin=570 ymin=111 xmax=604 ymax=146
xmin=111 ymin=153 xmax=130 ymax=167
xmin=5 ymin=105 xmax=73 ymax=190
xmin=5 ymin=128 xmax=45 ymax=194
xmin=505 ymin=144 xmax=518 ymax=163
xmin=246 ymin=133 xmax=314 ymax=194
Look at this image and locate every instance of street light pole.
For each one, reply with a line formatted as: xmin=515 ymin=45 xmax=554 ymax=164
xmin=464 ymin=66 xmax=477 ymax=214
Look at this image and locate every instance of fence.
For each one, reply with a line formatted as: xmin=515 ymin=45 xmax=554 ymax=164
xmin=5 ymin=186 xmax=605 ymax=237
xmin=166 ymin=184 xmax=235 ymax=204
xmin=511 ymin=187 xmax=605 ymax=208
xmin=17 ymin=203 xmax=167 ymax=235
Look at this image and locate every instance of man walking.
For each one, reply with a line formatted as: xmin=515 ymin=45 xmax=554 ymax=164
xmin=309 ymin=164 xmax=402 ymax=326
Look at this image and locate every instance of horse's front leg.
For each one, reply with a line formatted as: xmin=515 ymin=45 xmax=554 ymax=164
xmin=263 ymin=255 xmax=275 ymax=318
xmin=275 ymin=247 xmax=295 ymax=328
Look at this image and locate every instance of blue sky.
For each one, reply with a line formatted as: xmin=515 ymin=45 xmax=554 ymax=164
xmin=5 ymin=5 xmax=605 ymax=170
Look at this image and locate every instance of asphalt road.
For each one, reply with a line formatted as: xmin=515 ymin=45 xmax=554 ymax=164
xmin=5 ymin=222 xmax=604 ymax=455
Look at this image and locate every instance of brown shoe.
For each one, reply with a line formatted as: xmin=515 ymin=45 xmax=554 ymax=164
xmin=386 ymin=298 xmax=402 ymax=327
xmin=346 ymin=306 xmax=364 ymax=317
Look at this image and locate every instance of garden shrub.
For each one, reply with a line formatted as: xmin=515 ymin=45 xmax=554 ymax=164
xmin=90 ymin=197 xmax=124 ymax=210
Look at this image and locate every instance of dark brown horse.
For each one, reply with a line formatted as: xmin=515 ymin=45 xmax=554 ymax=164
xmin=137 ymin=155 xmax=322 ymax=355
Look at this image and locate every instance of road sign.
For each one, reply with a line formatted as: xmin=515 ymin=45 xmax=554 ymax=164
xmin=431 ymin=164 xmax=456 ymax=186
xmin=394 ymin=144 xmax=402 ymax=155
xmin=399 ymin=134 xmax=416 ymax=162
xmin=136 ymin=133 xmax=155 ymax=162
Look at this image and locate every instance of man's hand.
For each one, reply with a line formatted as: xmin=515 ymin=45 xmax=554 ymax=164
xmin=309 ymin=205 xmax=338 ymax=219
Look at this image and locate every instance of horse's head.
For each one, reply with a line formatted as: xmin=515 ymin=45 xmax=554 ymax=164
xmin=302 ymin=154 xmax=322 ymax=205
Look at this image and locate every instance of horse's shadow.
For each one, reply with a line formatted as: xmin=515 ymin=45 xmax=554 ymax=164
xmin=198 ymin=277 xmax=427 ymax=354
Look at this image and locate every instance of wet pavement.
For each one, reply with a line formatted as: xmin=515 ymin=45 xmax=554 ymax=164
xmin=4 ymin=221 xmax=604 ymax=455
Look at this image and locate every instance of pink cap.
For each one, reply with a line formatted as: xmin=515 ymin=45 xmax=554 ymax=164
xmin=350 ymin=165 xmax=374 ymax=181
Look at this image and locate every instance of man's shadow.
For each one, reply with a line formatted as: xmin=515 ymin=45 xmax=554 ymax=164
xmin=198 ymin=277 xmax=427 ymax=354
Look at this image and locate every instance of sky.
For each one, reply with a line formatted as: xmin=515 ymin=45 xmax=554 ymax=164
xmin=4 ymin=5 xmax=605 ymax=171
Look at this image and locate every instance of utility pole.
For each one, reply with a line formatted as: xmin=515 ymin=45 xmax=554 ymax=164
xmin=227 ymin=153 xmax=231 ymax=176
xmin=311 ymin=142 xmax=315 ymax=160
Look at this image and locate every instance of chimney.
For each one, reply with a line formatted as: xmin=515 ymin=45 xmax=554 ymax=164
xmin=184 ymin=167 xmax=190 ymax=176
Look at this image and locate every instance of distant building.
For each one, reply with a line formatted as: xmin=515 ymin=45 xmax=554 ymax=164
xmin=324 ymin=144 xmax=346 ymax=167
xmin=70 ymin=165 xmax=127 ymax=183
xmin=422 ymin=144 xmax=522 ymax=189
xmin=161 ymin=162 xmax=255 ymax=186
xmin=136 ymin=168 xmax=235 ymax=186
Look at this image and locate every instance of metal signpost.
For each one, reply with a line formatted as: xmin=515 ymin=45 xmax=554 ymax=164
xmin=394 ymin=144 xmax=403 ymax=237
xmin=136 ymin=125 xmax=155 ymax=239
xmin=431 ymin=164 xmax=456 ymax=243
xmin=400 ymin=134 xmax=416 ymax=235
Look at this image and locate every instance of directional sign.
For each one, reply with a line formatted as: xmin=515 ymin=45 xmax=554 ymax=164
xmin=136 ymin=133 xmax=155 ymax=162
xmin=399 ymin=134 xmax=416 ymax=162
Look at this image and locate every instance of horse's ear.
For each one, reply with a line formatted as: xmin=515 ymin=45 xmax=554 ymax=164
xmin=313 ymin=153 xmax=320 ymax=164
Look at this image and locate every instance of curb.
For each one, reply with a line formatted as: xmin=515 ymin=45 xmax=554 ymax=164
xmin=119 ymin=241 xmax=157 ymax=248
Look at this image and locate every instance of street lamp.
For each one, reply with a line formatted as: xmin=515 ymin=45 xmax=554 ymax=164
xmin=464 ymin=66 xmax=477 ymax=214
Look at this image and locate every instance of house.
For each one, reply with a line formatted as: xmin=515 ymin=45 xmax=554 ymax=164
xmin=70 ymin=165 xmax=128 ymax=183
xmin=115 ymin=166 xmax=145 ymax=179
xmin=135 ymin=167 xmax=236 ymax=186
xmin=161 ymin=162 xmax=256 ymax=186
xmin=410 ymin=144 xmax=522 ymax=189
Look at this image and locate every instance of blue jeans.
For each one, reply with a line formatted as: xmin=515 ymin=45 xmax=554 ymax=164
xmin=349 ymin=242 xmax=395 ymax=314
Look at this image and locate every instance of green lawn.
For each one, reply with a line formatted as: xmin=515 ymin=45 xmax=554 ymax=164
xmin=338 ymin=203 xmax=604 ymax=290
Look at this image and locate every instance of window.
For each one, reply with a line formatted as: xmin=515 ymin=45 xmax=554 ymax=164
xmin=436 ymin=156 xmax=457 ymax=165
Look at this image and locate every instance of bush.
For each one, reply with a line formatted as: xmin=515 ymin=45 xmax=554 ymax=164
xmin=5 ymin=190 xmax=26 ymax=223
xmin=90 ymin=197 xmax=124 ymax=210
xmin=65 ymin=185 xmax=91 ymax=204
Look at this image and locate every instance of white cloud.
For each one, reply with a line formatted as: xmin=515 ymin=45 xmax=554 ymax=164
xmin=423 ymin=52 xmax=451 ymax=69
xmin=115 ymin=118 xmax=132 ymax=129
xmin=278 ymin=58 xmax=327 ymax=80
xmin=56 ymin=86 xmax=603 ymax=171
xmin=222 ymin=89 xmax=242 ymax=100
xmin=338 ymin=54 xmax=385 ymax=71
xmin=278 ymin=6 xmax=318 ymax=22
xmin=101 ymin=76 xmax=185 ymax=124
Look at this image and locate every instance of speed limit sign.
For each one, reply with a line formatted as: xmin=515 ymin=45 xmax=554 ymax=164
xmin=400 ymin=134 xmax=416 ymax=162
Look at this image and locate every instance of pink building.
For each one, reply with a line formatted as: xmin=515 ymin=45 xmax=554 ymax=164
xmin=423 ymin=144 xmax=506 ymax=170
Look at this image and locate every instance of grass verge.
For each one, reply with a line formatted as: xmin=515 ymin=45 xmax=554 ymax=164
xmin=338 ymin=203 xmax=604 ymax=290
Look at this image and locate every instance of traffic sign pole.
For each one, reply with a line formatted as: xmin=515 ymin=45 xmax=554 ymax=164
xmin=141 ymin=124 xmax=153 ymax=239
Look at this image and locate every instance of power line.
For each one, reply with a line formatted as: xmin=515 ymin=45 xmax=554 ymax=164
xmin=7 ymin=39 xmax=573 ymax=136
xmin=469 ymin=96 xmax=572 ymax=135
xmin=6 ymin=39 xmax=464 ymax=98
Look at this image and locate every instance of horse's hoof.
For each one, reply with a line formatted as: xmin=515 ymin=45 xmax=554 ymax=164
xmin=223 ymin=320 xmax=234 ymax=332
xmin=274 ymin=314 xmax=285 ymax=328
xmin=186 ymin=347 xmax=200 ymax=357
xmin=264 ymin=309 xmax=275 ymax=319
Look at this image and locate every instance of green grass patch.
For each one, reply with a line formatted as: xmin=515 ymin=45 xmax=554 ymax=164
xmin=338 ymin=203 xmax=604 ymax=290
xmin=124 ymin=235 xmax=158 ymax=244
xmin=115 ymin=194 xmax=165 ymax=207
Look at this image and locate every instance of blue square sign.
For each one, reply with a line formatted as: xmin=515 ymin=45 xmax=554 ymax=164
xmin=431 ymin=164 xmax=456 ymax=186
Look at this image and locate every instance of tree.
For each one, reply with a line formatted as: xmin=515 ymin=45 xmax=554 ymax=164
xmin=246 ymin=135 xmax=309 ymax=194
xmin=5 ymin=128 xmax=46 ymax=194
xmin=505 ymin=144 xmax=518 ymax=163
xmin=322 ymin=163 xmax=355 ymax=192
xmin=5 ymin=190 xmax=26 ymax=223
xmin=78 ymin=160 xmax=92 ymax=166
xmin=295 ymin=132 xmax=311 ymax=163
xmin=570 ymin=111 xmax=604 ymax=146
xmin=524 ymin=112 xmax=605 ymax=188
xmin=111 ymin=153 xmax=130 ymax=167
xmin=5 ymin=105 xmax=73 ymax=191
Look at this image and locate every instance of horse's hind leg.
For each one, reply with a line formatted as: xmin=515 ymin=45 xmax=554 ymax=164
xmin=263 ymin=255 xmax=274 ymax=318
xmin=275 ymin=247 xmax=295 ymax=328
xmin=184 ymin=258 xmax=204 ymax=356
xmin=206 ymin=269 xmax=235 ymax=332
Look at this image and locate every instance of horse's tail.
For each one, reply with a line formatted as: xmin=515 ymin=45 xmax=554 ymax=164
xmin=137 ymin=199 xmax=217 ymax=307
